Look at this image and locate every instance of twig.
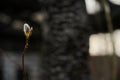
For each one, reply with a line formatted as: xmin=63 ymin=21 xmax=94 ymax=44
xmin=101 ymin=0 xmax=117 ymax=80
xmin=22 ymin=39 xmax=28 ymax=80
xmin=22 ymin=23 xmax=33 ymax=80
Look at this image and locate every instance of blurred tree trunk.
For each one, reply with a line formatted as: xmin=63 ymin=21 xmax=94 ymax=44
xmin=41 ymin=0 xmax=93 ymax=80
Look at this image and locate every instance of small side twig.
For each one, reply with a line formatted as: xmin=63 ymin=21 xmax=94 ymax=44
xmin=0 ymin=48 xmax=20 ymax=67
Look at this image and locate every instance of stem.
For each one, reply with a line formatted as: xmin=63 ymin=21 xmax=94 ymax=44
xmin=22 ymin=39 xmax=29 ymax=80
xmin=101 ymin=0 xmax=117 ymax=80
xmin=22 ymin=51 xmax=25 ymax=80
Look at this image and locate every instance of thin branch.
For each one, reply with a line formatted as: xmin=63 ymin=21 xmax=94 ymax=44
xmin=22 ymin=40 xmax=28 ymax=80
xmin=101 ymin=0 xmax=117 ymax=80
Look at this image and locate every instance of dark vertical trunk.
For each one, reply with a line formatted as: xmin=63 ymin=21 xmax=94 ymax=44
xmin=41 ymin=0 xmax=92 ymax=80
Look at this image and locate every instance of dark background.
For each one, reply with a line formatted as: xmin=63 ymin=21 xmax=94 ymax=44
xmin=0 ymin=0 xmax=120 ymax=80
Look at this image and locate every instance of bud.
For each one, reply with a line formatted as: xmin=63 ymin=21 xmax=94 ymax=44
xmin=23 ymin=23 xmax=33 ymax=39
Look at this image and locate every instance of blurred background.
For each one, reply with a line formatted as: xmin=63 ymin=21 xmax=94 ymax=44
xmin=0 ymin=0 xmax=120 ymax=80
